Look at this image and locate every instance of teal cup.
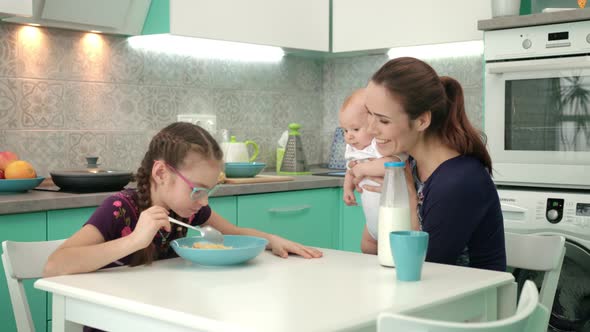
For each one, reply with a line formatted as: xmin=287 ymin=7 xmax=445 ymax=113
xmin=390 ymin=231 xmax=429 ymax=282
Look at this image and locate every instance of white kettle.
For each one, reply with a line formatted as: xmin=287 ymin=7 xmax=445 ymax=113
xmin=221 ymin=136 xmax=259 ymax=163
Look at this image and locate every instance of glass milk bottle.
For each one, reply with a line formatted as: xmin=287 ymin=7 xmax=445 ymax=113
xmin=378 ymin=161 xmax=412 ymax=267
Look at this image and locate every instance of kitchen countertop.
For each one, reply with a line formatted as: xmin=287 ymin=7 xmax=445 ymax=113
xmin=0 ymin=172 xmax=344 ymax=215
xmin=478 ymin=8 xmax=590 ymax=31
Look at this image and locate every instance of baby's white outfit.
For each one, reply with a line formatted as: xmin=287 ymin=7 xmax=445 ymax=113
xmin=345 ymin=139 xmax=382 ymax=240
xmin=345 ymin=139 xmax=407 ymax=240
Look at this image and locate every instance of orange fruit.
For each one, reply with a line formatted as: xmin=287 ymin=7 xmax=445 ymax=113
xmin=4 ymin=160 xmax=37 ymax=179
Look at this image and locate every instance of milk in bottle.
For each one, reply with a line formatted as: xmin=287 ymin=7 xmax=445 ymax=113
xmin=377 ymin=161 xmax=412 ymax=267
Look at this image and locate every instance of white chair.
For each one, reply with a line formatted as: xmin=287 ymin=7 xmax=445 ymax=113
xmin=377 ymin=280 xmax=549 ymax=332
xmin=505 ymin=232 xmax=566 ymax=313
xmin=2 ymin=239 xmax=64 ymax=332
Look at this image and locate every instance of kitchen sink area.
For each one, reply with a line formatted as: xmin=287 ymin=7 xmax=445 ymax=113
xmin=312 ymin=170 xmax=346 ymax=177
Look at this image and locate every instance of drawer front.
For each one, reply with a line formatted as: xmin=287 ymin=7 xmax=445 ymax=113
xmin=340 ymin=190 xmax=366 ymax=253
xmin=237 ymin=188 xmax=339 ymax=249
xmin=187 ymin=196 xmax=237 ymax=237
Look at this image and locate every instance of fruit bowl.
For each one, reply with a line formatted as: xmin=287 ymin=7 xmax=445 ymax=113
xmin=0 ymin=177 xmax=45 ymax=193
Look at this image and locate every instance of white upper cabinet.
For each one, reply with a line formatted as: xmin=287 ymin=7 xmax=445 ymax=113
xmin=167 ymin=0 xmax=330 ymax=52
xmin=332 ymin=0 xmax=492 ymax=53
xmin=146 ymin=0 xmax=489 ymax=53
xmin=0 ymin=0 xmax=32 ymax=18
xmin=1 ymin=0 xmax=490 ymax=51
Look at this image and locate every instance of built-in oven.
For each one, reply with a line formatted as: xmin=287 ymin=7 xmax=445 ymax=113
xmin=484 ymin=20 xmax=590 ymax=190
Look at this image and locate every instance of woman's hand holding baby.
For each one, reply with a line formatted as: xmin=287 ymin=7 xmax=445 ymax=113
xmin=349 ymin=159 xmax=380 ymax=193
xmin=354 ymin=176 xmax=383 ymax=193
xmin=352 ymin=159 xmax=411 ymax=195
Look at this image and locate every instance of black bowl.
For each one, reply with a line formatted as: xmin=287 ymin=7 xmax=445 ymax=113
xmin=50 ymin=169 xmax=132 ymax=193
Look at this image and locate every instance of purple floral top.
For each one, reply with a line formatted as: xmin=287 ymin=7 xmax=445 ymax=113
xmin=84 ymin=188 xmax=212 ymax=268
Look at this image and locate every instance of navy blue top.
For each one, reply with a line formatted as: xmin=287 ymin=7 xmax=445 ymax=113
xmin=412 ymin=155 xmax=506 ymax=271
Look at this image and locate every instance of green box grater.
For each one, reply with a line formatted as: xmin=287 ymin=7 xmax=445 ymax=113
xmin=278 ymin=123 xmax=311 ymax=175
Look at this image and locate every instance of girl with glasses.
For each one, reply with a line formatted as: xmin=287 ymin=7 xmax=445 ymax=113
xmin=44 ymin=122 xmax=322 ymax=279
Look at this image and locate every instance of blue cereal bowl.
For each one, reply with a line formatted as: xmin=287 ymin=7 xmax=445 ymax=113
xmin=224 ymin=162 xmax=266 ymax=178
xmin=171 ymin=235 xmax=268 ymax=266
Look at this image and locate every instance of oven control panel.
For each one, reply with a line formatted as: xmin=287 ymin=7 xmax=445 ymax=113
xmin=484 ymin=20 xmax=590 ymax=61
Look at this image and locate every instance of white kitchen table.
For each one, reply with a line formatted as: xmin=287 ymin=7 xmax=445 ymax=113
xmin=35 ymin=248 xmax=516 ymax=332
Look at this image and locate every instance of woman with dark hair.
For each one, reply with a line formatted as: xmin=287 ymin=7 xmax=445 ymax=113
xmin=359 ymin=57 xmax=506 ymax=271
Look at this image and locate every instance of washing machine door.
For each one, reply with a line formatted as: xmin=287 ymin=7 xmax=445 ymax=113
xmin=514 ymin=240 xmax=590 ymax=332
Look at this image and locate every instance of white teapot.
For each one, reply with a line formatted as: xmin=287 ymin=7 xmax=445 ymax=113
xmin=221 ymin=136 xmax=259 ymax=163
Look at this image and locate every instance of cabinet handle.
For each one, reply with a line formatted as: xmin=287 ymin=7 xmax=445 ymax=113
xmin=267 ymin=205 xmax=311 ymax=214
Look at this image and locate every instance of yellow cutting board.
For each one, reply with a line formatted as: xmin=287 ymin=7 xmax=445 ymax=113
xmin=224 ymin=175 xmax=295 ymax=184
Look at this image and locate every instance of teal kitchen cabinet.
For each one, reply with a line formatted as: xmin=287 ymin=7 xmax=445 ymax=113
xmin=237 ymin=188 xmax=339 ymax=249
xmin=0 ymin=212 xmax=47 ymax=332
xmin=339 ymin=190 xmax=366 ymax=253
xmin=187 ymin=196 xmax=237 ymax=237
xmin=47 ymin=207 xmax=97 ymax=240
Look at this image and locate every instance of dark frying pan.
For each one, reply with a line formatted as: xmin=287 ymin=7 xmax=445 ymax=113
xmin=50 ymin=169 xmax=133 ymax=193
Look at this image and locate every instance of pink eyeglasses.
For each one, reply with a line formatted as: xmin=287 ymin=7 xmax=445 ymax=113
xmin=165 ymin=163 xmax=219 ymax=201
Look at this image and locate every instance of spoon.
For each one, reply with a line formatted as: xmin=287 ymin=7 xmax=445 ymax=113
xmin=168 ymin=217 xmax=224 ymax=244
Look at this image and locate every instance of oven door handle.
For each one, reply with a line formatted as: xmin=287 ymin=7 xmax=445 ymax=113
xmin=487 ymin=56 xmax=590 ymax=74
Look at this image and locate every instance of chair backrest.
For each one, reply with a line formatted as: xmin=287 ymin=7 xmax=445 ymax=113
xmin=377 ymin=280 xmax=549 ymax=332
xmin=505 ymin=232 xmax=566 ymax=312
xmin=2 ymin=239 xmax=65 ymax=332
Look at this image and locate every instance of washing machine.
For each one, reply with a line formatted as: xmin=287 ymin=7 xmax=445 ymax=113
xmin=498 ymin=187 xmax=590 ymax=331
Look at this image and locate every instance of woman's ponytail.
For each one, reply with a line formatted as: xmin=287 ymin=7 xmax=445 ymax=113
xmin=440 ymin=76 xmax=492 ymax=174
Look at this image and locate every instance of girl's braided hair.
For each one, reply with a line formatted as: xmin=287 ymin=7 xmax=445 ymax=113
xmin=130 ymin=122 xmax=223 ymax=266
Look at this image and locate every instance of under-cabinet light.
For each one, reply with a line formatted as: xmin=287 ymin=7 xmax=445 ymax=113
xmin=387 ymin=40 xmax=483 ymax=60
xmin=127 ymin=34 xmax=284 ymax=62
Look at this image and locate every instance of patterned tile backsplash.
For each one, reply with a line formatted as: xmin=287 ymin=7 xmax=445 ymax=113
xmin=0 ymin=22 xmax=484 ymax=177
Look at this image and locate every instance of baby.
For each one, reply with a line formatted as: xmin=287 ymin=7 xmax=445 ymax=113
xmin=339 ymin=89 xmax=405 ymax=248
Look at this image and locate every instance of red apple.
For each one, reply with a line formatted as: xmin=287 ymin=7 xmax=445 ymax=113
xmin=0 ymin=151 xmax=18 ymax=171
xmin=0 ymin=169 xmax=4 ymax=179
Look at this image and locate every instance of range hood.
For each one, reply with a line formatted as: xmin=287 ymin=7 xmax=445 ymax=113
xmin=0 ymin=1 xmax=32 ymax=19
xmin=2 ymin=0 xmax=151 ymax=35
